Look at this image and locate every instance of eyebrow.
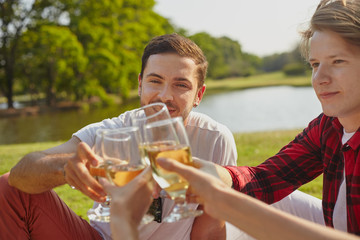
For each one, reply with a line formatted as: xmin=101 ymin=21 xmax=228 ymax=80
xmin=145 ymin=73 xmax=191 ymax=83
xmin=145 ymin=73 xmax=164 ymax=79
xmin=174 ymin=77 xmax=191 ymax=82
xmin=308 ymin=53 xmax=345 ymax=62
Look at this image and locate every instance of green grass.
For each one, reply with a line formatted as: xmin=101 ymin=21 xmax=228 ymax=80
xmin=204 ymin=72 xmax=312 ymax=95
xmin=0 ymin=129 xmax=322 ymax=221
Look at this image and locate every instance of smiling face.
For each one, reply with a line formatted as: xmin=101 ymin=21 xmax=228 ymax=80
xmin=309 ymin=30 xmax=360 ymax=132
xmin=138 ymin=53 xmax=205 ymax=123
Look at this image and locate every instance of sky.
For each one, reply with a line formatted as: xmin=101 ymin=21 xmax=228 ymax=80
xmin=154 ymin=0 xmax=319 ymax=57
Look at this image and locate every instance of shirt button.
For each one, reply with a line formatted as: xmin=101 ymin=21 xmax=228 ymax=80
xmin=342 ymin=144 xmax=350 ymax=151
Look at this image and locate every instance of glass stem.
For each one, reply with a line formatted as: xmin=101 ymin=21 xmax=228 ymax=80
xmin=103 ymin=196 xmax=111 ymax=207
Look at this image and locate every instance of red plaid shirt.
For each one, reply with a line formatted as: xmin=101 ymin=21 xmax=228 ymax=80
xmin=225 ymin=113 xmax=360 ymax=235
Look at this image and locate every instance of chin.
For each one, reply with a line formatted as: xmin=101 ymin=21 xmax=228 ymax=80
xmin=169 ymin=112 xmax=177 ymax=118
xmin=322 ymin=108 xmax=339 ymax=118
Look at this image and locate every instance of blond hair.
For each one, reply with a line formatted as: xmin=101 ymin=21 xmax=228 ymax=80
xmin=300 ymin=0 xmax=360 ymax=59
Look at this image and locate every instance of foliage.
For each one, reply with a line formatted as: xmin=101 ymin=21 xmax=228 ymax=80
xmin=189 ymin=32 xmax=259 ymax=79
xmin=1 ymin=0 xmax=308 ymax=108
xmin=67 ymin=0 xmax=174 ymax=101
xmin=262 ymin=44 xmax=305 ymax=73
xmin=0 ymin=0 xmax=61 ymax=108
xmin=17 ymin=25 xmax=88 ymax=106
xmin=0 ymin=0 xmax=174 ymax=108
xmin=283 ymin=62 xmax=307 ymax=76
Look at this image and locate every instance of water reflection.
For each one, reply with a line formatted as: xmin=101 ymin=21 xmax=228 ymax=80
xmin=194 ymin=86 xmax=322 ymax=133
xmin=0 ymin=101 xmax=140 ymax=145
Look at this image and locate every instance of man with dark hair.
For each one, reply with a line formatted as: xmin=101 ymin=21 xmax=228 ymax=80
xmin=0 ymin=33 xmax=237 ymax=239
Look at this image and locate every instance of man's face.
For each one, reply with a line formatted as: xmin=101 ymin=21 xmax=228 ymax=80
xmin=309 ymin=30 xmax=360 ymax=132
xmin=138 ymin=53 xmax=205 ymax=123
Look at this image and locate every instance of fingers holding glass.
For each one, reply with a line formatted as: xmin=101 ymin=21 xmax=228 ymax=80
xmin=144 ymin=116 xmax=203 ymax=222
xmin=103 ymin=127 xmax=155 ymax=225
xmin=87 ymin=128 xmax=111 ymax=222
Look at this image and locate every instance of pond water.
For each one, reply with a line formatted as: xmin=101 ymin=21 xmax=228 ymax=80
xmin=194 ymin=85 xmax=322 ymax=133
xmin=0 ymin=86 xmax=322 ymax=145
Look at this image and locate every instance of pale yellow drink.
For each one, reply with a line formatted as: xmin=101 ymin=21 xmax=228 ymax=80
xmin=108 ymin=164 xmax=145 ymax=186
xmin=89 ymin=164 xmax=107 ymax=179
xmin=145 ymin=142 xmax=192 ymax=199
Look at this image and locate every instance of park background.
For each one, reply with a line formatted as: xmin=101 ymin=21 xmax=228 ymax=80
xmin=0 ymin=0 xmax=322 ymax=220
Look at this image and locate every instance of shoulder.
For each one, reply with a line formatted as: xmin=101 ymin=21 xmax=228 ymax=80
xmin=306 ymin=113 xmax=340 ymax=137
xmin=73 ymin=110 xmax=135 ymax=145
xmin=186 ymin=111 xmax=233 ymax=137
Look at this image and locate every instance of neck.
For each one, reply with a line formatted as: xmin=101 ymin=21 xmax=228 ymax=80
xmin=338 ymin=115 xmax=360 ymax=133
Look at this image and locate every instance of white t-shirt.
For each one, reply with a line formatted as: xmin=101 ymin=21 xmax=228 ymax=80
xmin=332 ymin=129 xmax=354 ymax=232
xmin=73 ymin=110 xmax=237 ymax=240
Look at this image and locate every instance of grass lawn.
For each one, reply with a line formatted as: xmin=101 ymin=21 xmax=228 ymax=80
xmin=0 ymin=128 xmax=322 ymax=221
xmin=204 ymin=72 xmax=312 ymax=95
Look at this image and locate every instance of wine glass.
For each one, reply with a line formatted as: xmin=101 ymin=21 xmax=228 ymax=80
xmin=130 ymin=102 xmax=171 ymax=143
xmin=87 ymin=128 xmax=111 ymax=222
xmin=103 ymin=127 xmax=154 ymax=225
xmin=143 ymin=116 xmax=203 ymax=222
xmin=130 ymin=102 xmax=171 ymax=222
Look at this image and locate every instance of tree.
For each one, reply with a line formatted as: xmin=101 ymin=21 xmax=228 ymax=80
xmin=190 ymin=32 xmax=226 ymax=79
xmin=0 ymin=0 xmax=68 ymax=109
xmin=190 ymin=33 xmax=257 ymax=79
xmin=67 ymin=0 xmax=173 ymax=100
xmin=18 ymin=25 xmax=87 ymax=106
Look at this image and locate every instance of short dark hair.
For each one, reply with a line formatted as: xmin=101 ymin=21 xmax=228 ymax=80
xmin=140 ymin=33 xmax=208 ymax=88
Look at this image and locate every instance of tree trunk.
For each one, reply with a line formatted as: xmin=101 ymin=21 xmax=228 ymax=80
xmin=4 ymin=53 xmax=14 ymax=109
xmin=46 ymin=61 xmax=56 ymax=107
xmin=6 ymin=67 xmax=14 ymax=109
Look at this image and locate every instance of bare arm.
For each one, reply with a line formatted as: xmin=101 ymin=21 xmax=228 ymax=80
xmin=190 ymin=206 xmax=226 ymax=240
xmin=189 ymin=158 xmax=231 ymax=239
xmin=158 ymin=158 xmax=359 ymax=240
xmin=8 ymin=136 xmax=106 ymax=202
xmin=8 ymin=137 xmax=80 ymax=193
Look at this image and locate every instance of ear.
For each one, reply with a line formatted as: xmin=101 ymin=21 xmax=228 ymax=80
xmin=194 ymin=84 xmax=206 ymax=107
xmin=138 ymin=74 xmax=142 ymax=97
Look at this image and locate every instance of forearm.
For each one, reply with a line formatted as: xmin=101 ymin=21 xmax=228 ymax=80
xmin=8 ymin=151 xmax=70 ymax=193
xmin=217 ymin=188 xmax=358 ymax=240
xmin=190 ymin=205 xmax=225 ymax=240
xmin=111 ymin=217 xmax=139 ymax=240
xmin=216 ymin=165 xmax=233 ymax=187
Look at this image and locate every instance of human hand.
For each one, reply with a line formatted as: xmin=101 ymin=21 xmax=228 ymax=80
xmin=191 ymin=157 xmax=222 ymax=178
xmin=151 ymin=157 xmax=215 ymax=200
xmin=157 ymin=157 xmax=230 ymax=220
xmin=64 ymin=142 xmax=106 ymax=202
xmin=100 ymin=166 xmax=154 ymax=227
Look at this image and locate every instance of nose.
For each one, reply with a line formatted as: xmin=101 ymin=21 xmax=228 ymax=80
xmin=157 ymin=84 xmax=173 ymax=102
xmin=312 ymin=63 xmax=331 ymax=86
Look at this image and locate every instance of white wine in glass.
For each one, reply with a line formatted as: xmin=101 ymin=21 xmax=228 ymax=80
xmin=130 ymin=102 xmax=171 ymax=222
xmin=87 ymin=128 xmax=111 ymax=222
xmin=144 ymin=117 xmax=203 ymax=222
xmin=107 ymin=164 xmax=145 ymax=186
xmin=146 ymin=142 xmax=192 ymax=199
xmin=103 ymin=126 xmax=154 ymax=225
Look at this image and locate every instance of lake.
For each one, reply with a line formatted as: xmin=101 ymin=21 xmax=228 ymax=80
xmin=0 ymin=86 xmax=322 ymax=145
xmin=194 ymin=85 xmax=322 ymax=133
